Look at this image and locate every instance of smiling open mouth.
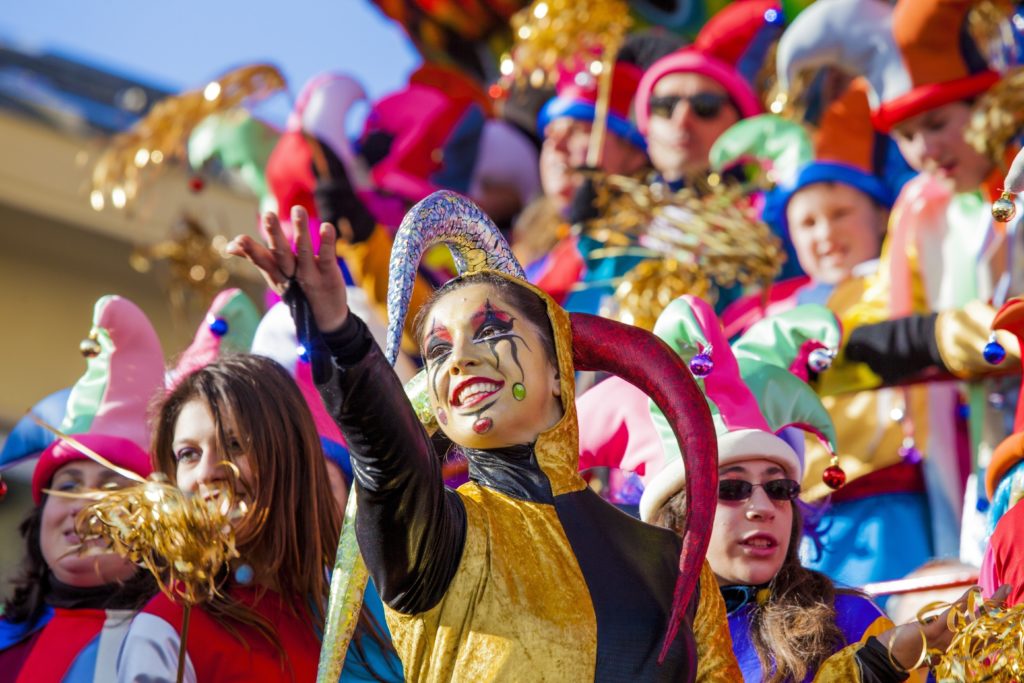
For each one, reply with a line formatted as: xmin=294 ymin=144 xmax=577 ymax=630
xmin=452 ymin=378 xmax=505 ymax=408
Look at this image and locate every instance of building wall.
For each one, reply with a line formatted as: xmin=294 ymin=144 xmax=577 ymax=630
xmin=0 ymin=109 xmax=266 ymax=599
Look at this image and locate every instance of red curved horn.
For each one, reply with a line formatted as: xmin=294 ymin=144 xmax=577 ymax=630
xmin=570 ymin=312 xmax=718 ymax=661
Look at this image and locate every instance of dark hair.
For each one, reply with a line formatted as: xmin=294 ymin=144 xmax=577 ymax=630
xmin=4 ymin=505 xmax=50 ymax=624
xmin=152 ymin=354 xmax=342 ymax=651
xmin=656 ymin=491 xmax=851 ymax=682
xmin=3 ymin=499 xmax=155 ymax=624
xmin=412 ymin=271 xmax=558 ymax=368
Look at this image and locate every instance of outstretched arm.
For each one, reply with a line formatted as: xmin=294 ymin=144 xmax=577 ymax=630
xmin=228 ymin=209 xmax=466 ymax=614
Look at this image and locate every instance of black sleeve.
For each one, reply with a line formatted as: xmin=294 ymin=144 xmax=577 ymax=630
xmin=844 ymin=314 xmax=945 ymax=384
xmin=311 ymin=137 xmax=376 ymax=244
xmin=284 ymin=286 xmax=467 ymax=614
xmin=854 ymin=637 xmax=910 ymax=683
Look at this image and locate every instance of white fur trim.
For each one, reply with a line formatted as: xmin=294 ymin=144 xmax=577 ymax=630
xmin=638 ymin=429 xmax=802 ymax=523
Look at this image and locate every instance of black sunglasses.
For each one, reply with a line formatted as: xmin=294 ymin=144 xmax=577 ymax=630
xmin=718 ymin=478 xmax=801 ymax=502
xmin=649 ymin=92 xmax=732 ymax=121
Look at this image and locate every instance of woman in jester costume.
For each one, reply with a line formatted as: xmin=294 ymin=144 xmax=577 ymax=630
xmin=639 ymin=295 xmax=991 ymax=681
xmin=229 ymin=191 xmax=740 ymax=680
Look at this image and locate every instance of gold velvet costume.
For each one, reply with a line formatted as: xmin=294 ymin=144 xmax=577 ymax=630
xmin=313 ymin=274 xmax=739 ymax=681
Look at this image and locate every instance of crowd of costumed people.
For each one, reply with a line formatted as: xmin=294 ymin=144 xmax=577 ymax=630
xmin=6 ymin=0 xmax=1024 ymax=680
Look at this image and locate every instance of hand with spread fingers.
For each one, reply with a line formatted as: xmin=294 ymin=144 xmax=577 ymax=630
xmin=228 ymin=206 xmax=349 ymax=333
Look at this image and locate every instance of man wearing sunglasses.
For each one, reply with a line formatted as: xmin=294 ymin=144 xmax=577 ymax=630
xmin=633 ymin=3 xmax=772 ymax=189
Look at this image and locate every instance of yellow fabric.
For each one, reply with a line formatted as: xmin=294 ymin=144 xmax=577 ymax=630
xmin=693 ymin=562 xmax=743 ymax=682
xmin=384 ymin=482 xmax=597 ymax=682
xmin=381 ymin=273 xmax=596 ymax=680
xmin=337 ymin=225 xmax=434 ymax=354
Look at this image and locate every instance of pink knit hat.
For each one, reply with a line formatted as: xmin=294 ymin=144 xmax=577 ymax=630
xmin=635 ymin=1 xmax=781 ymax=135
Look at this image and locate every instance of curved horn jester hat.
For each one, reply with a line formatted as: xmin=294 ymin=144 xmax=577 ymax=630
xmin=317 ymin=191 xmax=716 ymax=678
xmin=712 ymin=81 xmax=897 ymax=237
xmin=641 ymin=296 xmax=842 ymax=522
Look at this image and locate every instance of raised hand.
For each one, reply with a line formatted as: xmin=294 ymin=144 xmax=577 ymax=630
xmin=227 ymin=206 xmax=349 ymax=333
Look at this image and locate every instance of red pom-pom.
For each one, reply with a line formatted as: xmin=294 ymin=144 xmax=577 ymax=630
xmin=822 ymin=465 xmax=846 ymax=490
xmin=0 ymin=478 xmax=7 ymax=500
xmin=188 ymin=176 xmax=205 ymax=193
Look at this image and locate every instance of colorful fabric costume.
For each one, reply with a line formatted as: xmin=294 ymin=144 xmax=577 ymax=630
xmin=775 ymin=0 xmax=1024 ymax=567
xmin=301 ymin=192 xmax=736 ymax=680
xmin=724 ymin=589 xmax=893 ymax=682
xmin=0 ymin=297 xmax=163 ymax=683
xmin=117 ymin=587 xmax=321 ymax=683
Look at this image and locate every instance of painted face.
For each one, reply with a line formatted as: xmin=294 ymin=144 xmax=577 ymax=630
xmin=40 ymin=460 xmax=138 ymax=587
xmin=787 ymin=182 xmax=888 ymax=285
xmin=422 ymin=282 xmax=563 ymax=449
xmin=172 ymin=399 xmax=255 ymax=503
xmin=707 ymin=459 xmax=794 ymax=587
xmin=540 ymin=117 xmax=648 ymax=213
xmin=646 ymin=72 xmax=741 ymax=182
xmin=891 ymin=101 xmax=994 ymax=193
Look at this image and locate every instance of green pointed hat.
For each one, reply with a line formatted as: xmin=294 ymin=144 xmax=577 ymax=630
xmin=640 ymin=296 xmax=840 ymax=521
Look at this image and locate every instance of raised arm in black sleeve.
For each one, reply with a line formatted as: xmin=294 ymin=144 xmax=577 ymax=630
xmin=284 ymin=285 xmax=467 ymax=614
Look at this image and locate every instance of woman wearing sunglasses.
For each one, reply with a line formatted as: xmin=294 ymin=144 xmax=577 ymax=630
xmin=637 ymin=296 xmax=977 ymax=682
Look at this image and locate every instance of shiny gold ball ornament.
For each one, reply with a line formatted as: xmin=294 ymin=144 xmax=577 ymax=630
xmin=79 ymin=333 xmax=102 ymax=358
xmin=992 ymin=191 xmax=1017 ymax=222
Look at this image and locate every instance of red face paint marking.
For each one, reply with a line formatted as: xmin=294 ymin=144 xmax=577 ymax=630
xmin=470 ymin=300 xmax=513 ymax=331
xmin=428 ymin=321 xmax=452 ymax=343
xmin=472 ymin=417 xmax=493 ymax=434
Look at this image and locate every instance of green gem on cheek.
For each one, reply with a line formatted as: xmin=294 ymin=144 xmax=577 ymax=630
xmin=512 ymin=383 xmax=526 ymax=401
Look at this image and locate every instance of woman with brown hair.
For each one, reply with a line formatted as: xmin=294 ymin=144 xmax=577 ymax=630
xmin=116 ymin=354 xmax=344 ymax=682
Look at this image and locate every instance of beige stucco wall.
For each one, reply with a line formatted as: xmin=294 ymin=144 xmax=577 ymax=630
xmin=0 ymin=109 xmax=265 ymax=597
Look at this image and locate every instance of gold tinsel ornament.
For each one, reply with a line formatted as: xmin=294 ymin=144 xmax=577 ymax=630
xmin=924 ymin=588 xmax=1024 ymax=682
xmin=502 ymin=0 xmax=632 ymax=166
xmin=586 ymin=173 xmax=784 ymax=327
xmin=90 ymin=64 xmax=286 ymax=211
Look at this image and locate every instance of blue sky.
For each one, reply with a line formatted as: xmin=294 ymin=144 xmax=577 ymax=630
xmin=2 ymin=1 xmax=422 ymax=128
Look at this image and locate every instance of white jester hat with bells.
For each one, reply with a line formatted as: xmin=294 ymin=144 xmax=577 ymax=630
xmin=640 ymin=295 xmax=843 ymax=522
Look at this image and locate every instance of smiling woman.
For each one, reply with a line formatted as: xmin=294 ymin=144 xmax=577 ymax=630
xmin=414 ymin=274 xmax=562 ymax=448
